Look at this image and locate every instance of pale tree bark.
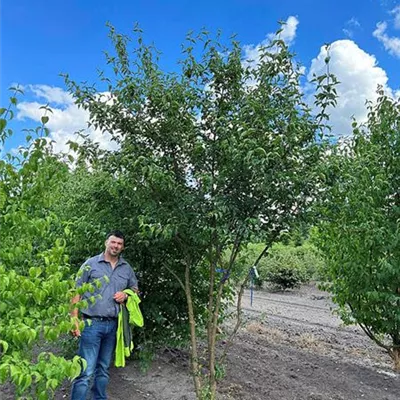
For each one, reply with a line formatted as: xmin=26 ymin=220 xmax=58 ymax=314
xmin=184 ymin=263 xmax=202 ymax=398
xmin=207 ymin=233 xmax=243 ymax=399
xmin=390 ymin=348 xmax=400 ymax=371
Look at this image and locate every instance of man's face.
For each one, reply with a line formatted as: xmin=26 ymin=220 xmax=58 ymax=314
xmin=105 ymin=235 xmax=124 ymax=257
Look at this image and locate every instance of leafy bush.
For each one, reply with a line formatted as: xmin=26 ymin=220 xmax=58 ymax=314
xmin=265 ymin=264 xmax=306 ymax=289
xmin=260 ymin=244 xmax=312 ymax=290
xmin=233 ymin=241 xmax=325 ymax=290
xmin=316 ymin=92 xmax=400 ymax=370
xmin=0 ymin=91 xmax=83 ymax=399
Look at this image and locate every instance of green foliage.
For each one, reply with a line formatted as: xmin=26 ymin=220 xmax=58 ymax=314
xmin=0 ymin=93 xmax=68 ymax=275
xmin=260 ymin=243 xmax=318 ymax=290
xmin=0 ymin=253 xmax=82 ymax=399
xmin=0 ymin=92 xmax=83 ymax=399
xmin=62 ymin=24 xmax=326 ymax=342
xmin=232 ymin=241 xmax=325 ymax=290
xmin=316 ymin=89 xmax=400 ymax=366
xmin=53 ymin=166 xmax=207 ymax=347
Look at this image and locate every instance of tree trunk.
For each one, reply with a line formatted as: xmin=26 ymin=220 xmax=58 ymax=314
xmin=185 ymin=264 xmax=202 ymax=399
xmin=207 ymin=250 xmax=216 ymax=398
xmin=391 ymin=347 xmax=400 ymax=371
xmin=208 ymin=283 xmax=225 ymax=400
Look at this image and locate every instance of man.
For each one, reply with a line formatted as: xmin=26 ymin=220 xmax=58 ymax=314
xmin=70 ymin=230 xmax=138 ymax=400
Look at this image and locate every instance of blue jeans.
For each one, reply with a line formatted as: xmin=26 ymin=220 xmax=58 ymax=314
xmin=71 ymin=319 xmax=117 ymax=400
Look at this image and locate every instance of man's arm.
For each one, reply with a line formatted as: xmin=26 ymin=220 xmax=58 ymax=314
xmin=70 ymin=262 xmax=92 ymax=335
xmin=70 ymin=294 xmax=81 ymax=337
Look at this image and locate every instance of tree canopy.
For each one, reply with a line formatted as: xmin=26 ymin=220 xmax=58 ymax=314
xmin=61 ymin=25 xmax=330 ymax=398
xmin=317 ymin=89 xmax=400 ymax=369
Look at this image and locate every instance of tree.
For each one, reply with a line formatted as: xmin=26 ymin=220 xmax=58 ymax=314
xmin=0 ymin=92 xmax=83 ymax=399
xmin=317 ymin=89 xmax=400 ymax=370
xmin=62 ymin=22 xmax=330 ymax=398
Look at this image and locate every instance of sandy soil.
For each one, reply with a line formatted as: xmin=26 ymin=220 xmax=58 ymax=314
xmin=2 ymin=284 xmax=399 ymax=400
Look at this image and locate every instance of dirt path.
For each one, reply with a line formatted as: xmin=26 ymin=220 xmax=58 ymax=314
xmin=2 ymin=284 xmax=399 ymax=399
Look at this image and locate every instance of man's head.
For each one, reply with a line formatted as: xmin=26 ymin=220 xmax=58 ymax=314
xmin=104 ymin=230 xmax=125 ymax=258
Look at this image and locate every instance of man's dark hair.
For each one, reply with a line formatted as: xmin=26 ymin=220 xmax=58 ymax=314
xmin=106 ymin=230 xmax=125 ymax=243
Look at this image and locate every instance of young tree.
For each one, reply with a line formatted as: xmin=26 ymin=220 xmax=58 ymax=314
xmin=0 ymin=92 xmax=83 ymax=399
xmin=63 ymin=24 xmax=329 ymax=398
xmin=317 ymin=89 xmax=400 ymax=370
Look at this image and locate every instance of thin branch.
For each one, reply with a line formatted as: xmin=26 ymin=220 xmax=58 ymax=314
xmin=163 ymin=264 xmax=186 ymax=292
xmin=218 ymin=277 xmax=246 ymax=365
xmin=357 ymin=322 xmax=391 ymax=351
xmin=347 ymin=303 xmax=392 ymax=351
xmin=219 ymin=231 xmax=280 ymax=364
xmin=184 ymin=262 xmax=203 ymax=398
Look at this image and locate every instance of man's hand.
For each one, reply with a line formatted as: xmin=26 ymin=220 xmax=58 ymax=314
xmin=71 ymin=318 xmax=81 ymax=337
xmin=114 ymin=291 xmax=128 ymax=303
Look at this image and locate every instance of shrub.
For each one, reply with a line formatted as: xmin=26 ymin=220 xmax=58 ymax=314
xmin=232 ymin=241 xmax=325 ymax=290
xmin=316 ymin=93 xmax=400 ymax=370
xmin=260 ymin=245 xmax=310 ymax=289
xmin=263 ymin=243 xmax=325 ymax=289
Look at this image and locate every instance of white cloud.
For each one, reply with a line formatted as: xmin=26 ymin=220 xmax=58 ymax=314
xmin=28 ymin=84 xmax=74 ymax=106
xmin=342 ymin=17 xmax=361 ymax=38
xmin=16 ymin=85 xmax=118 ymax=154
xmin=391 ymin=5 xmax=400 ymax=29
xmin=348 ymin=17 xmax=361 ymax=28
xmin=342 ymin=29 xmax=353 ymax=38
xmin=307 ymin=40 xmax=393 ymax=137
xmin=243 ymin=16 xmax=299 ymax=66
xmin=373 ymin=6 xmax=400 ymax=57
xmin=373 ymin=21 xmax=400 ymax=57
xmin=278 ymin=16 xmax=299 ymax=46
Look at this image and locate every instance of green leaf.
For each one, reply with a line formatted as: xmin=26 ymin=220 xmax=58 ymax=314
xmin=0 ymin=364 xmax=9 ymax=383
xmin=9 ymin=86 xmax=24 ymax=94
xmin=0 ymin=340 xmax=8 ymax=354
xmin=41 ymin=116 xmax=49 ymax=125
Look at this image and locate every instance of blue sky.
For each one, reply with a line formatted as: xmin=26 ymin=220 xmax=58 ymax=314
xmin=1 ymin=0 xmax=400 ymax=153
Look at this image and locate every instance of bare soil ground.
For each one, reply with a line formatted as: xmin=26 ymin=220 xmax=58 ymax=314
xmin=2 ymin=284 xmax=399 ymax=400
